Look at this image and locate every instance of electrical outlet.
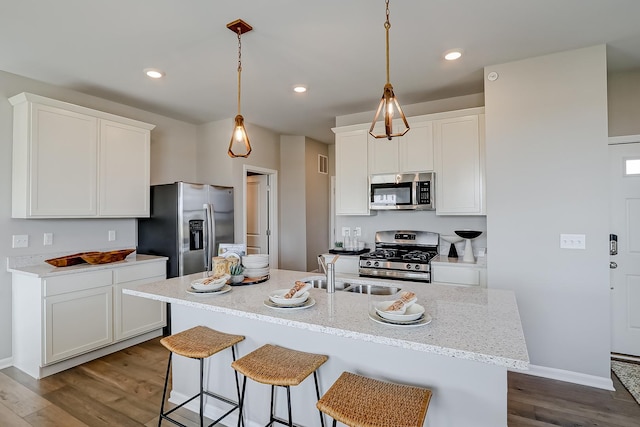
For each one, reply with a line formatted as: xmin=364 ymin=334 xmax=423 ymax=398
xmin=12 ymin=234 xmax=29 ymax=248
xmin=560 ymin=234 xmax=586 ymax=249
xmin=43 ymin=233 xmax=53 ymax=246
xmin=354 ymin=227 xmax=362 ymax=237
xmin=108 ymin=230 xmax=116 ymax=241
xmin=341 ymin=227 xmax=351 ymax=237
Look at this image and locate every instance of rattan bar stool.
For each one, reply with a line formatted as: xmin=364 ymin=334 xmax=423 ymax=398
xmin=231 ymin=344 xmax=328 ymax=427
xmin=316 ymin=371 xmax=432 ymax=427
xmin=158 ymin=325 xmax=245 ymax=427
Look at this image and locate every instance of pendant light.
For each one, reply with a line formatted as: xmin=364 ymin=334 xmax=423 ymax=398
xmin=369 ymin=0 xmax=409 ymax=140
xmin=227 ymin=19 xmax=253 ymax=158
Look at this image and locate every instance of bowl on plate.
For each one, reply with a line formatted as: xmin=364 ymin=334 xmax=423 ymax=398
xmin=191 ymin=274 xmax=230 ymax=291
xmin=375 ymin=302 xmax=425 ymax=322
xmin=269 ymin=289 xmax=309 ymax=305
xmin=243 ymin=267 xmax=270 ymax=278
xmin=242 ymin=254 xmax=269 ymax=269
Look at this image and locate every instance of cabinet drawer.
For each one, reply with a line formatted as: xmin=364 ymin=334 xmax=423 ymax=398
xmin=432 ymin=265 xmax=480 ymax=286
xmin=114 ymin=262 xmax=166 ymax=283
xmin=44 ymin=270 xmax=113 ymax=296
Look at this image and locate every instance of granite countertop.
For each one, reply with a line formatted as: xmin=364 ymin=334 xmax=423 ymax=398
xmin=7 ymin=253 xmax=167 ymax=277
xmin=124 ymin=269 xmax=529 ymax=370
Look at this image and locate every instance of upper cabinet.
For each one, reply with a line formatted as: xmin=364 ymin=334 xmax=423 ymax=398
xmin=434 ymin=114 xmax=486 ymax=215
xmin=334 ymin=107 xmax=485 ymax=216
xmin=9 ymin=93 xmax=155 ymax=218
xmin=369 ymin=119 xmax=434 ymax=174
xmin=334 ymin=128 xmax=370 ymax=215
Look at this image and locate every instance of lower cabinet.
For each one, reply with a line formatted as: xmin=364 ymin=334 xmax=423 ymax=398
xmin=431 ymin=261 xmax=487 ymax=287
xmin=12 ymin=258 xmax=166 ymax=378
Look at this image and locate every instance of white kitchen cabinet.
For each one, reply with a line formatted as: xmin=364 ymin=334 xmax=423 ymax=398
xmin=11 ymin=256 xmax=166 ymax=379
xmin=431 ymin=256 xmax=487 ymax=287
xmin=45 ymin=285 xmax=114 ymax=364
xmin=434 ymin=114 xmax=486 ymax=215
xmin=368 ymin=119 xmax=434 ymax=174
xmin=9 ymin=92 xmax=155 ymax=218
xmin=334 ymin=128 xmax=370 ymax=215
xmin=113 ymin=262 xmax=166 ymax=341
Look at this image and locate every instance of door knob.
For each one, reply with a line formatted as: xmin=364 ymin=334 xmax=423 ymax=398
xmin=610 ymin=261 xmax=618 ymax=269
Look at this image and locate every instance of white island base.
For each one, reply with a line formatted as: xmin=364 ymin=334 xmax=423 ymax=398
xmin=126 ymin=269 xmax=528 ymax=427
xmin=169 ymin=305 xmax=507 ymax=427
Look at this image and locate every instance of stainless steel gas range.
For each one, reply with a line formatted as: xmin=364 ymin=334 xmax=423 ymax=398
xmin=359 ymin=230 xmax=439 ymax=282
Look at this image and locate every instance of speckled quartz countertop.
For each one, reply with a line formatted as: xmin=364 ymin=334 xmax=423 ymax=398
xmin=125 ymin=269 xmax=529 ymax=370
xmin=7 ymin=253 xmax=167 ymax=277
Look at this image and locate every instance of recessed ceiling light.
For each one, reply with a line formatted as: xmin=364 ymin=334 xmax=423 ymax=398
xmin=444 ymin=50 xmax=463 ymax=61
xmin=293 ymin=85 xmax=307 ymax=93
xmin=144 ymin=68 xmax=165 ymax=79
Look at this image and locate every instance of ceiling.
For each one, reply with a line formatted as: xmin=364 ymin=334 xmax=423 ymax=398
xmin=2 ymin=0 xmax=640 ymax=144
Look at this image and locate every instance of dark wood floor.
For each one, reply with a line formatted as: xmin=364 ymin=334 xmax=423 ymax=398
xmin=1 ymin=337 xmax=639 ymax=426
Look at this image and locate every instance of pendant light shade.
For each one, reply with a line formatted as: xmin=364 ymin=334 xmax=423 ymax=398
xmin=370 ymin=0 xmax=409 ymax=140
xmin=227 ymin=19 xmax=253 ymax=158
xmin=229 ymin=114 xmax=251 ymax=158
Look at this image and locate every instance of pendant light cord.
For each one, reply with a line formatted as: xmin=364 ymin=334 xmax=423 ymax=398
xmin=385 ymin=0 xmax=391 ymax=85
xmin=237 ymin=27 xmax=242 ymax=116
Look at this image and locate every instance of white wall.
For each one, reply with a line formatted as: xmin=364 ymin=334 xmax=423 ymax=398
xmin=608 ymin=70 xmax=640 ymax=137
xmin=279 ymin=136 xmax=307 ymax=270
xmin=305 ymin=138 xmax=329 ymax=269
xmin=484 ymin=45 xmax=611 ymax=382
xmin=0 ymin=70 xmax=200 ymax=362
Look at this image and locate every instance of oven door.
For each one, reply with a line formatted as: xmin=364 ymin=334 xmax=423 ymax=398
xmin=370 ymin=182 xmax=413 ymax=210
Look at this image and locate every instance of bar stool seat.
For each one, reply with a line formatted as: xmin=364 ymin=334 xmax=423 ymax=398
xmin=232 ymin=344 xmax=328 ymax=427
xmin=159 ymin=326 xmax=245 ymax=427
xmin=316 ymin=371 xmax=432 ymax=427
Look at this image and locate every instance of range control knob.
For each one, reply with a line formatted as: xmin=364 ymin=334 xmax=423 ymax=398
xmin=405 ymin=264 xmax=412 ymax=269
xmin=414 ymin=264 xmax=422 ymax=271
xmin=373 ymin=261 xmax=380 ymax=267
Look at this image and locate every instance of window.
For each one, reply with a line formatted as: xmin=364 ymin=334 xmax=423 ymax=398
xmin=625 ymin=158 xmax=640 ymax=176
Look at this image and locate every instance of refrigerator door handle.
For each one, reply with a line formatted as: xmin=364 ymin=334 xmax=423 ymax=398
xmin=204 ymin=203 xmax=215 ymax=272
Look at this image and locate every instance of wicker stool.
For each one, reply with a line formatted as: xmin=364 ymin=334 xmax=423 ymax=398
xmin=316 ymin=371 xmax=432 ymax=427
xmin=158 ymin=326 xmax=245 ymax=427
xmin=231 ymin=344 xmax=328 ymax=427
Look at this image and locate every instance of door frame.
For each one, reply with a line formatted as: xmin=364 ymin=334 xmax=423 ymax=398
xmin=608 ymin=134 xmax=640 ymax=360
xmin=242 ymin=165 xmax=279 ymax=268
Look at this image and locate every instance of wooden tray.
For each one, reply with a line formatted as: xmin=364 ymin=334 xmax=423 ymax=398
xmin=80 ymin=249 xmax=135 ymax=265
xmin=45 ymin=252 xmax=99 ymax=267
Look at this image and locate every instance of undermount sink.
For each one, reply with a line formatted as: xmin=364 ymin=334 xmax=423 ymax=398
xmin=303 ymin=278 xmax=400 ymax=295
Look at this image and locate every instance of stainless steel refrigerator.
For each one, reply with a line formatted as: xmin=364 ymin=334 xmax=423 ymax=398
xmin=137 ymin=182 xmax=235 ymax=278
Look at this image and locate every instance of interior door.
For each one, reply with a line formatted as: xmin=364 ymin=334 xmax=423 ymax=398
xmin=246 ymin=174 xmax=269 ymax=255
xmin=610 ymin=142 xmax=640 ymax=356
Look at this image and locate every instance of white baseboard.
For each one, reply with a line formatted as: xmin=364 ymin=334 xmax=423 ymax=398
xmin=0 ymin=357 xmax=13 ymax=370
xmin=512 ymin=364 xmax=614 ymax=391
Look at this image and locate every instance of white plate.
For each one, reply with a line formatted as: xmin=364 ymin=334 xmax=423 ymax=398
xmin=191 ymin=274 xmax=230 ymax=291
xmin=269 ymin=289 xmax=309 ymax=305
xmin=186 ymin=284 xmax=232 ymax=295
xmin=369 ymin=310 xmax=432 ymax=327
xmin=375 ymin=302 xmax=425 ymax=322
xmin=264 ymin=297 xmax=316 ymax=310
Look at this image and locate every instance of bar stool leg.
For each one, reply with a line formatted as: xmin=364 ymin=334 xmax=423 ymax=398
xmin=237 ymin=376 xmax=247 ymax=427
xmin=158 ymin=353 xmax=172 ymax=427
xmin=313 ymin=371 xmax=325 ymax=427
xmin=268 ymin=385 xmax=276 ymax=426
xmin=285 ymin=386 xmax=293 ymax=427
xmin=199 ymin=358 xmax=205 ymax=427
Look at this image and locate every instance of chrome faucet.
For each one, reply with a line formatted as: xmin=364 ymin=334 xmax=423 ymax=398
xmin=318 ymin=255 xmax=337 ymax=293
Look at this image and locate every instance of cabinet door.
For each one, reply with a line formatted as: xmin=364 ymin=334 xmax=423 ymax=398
xmin=368 ymin=125 xmax=399 ymax=174
xmin=99 ymin=120 xmax=150 ymax=217
xmin=434 ymin=115 xmax=485 ymax=215
xmin=400 ymin=120 xmax=434 ymax=172
xmin=44 ymin=286 xmax=113 ymax=364
xmin=27 ymin=104 xmax=98 ymax=217
xmin=335 ymin=129 xmax=370 ymax=215
xmin=113 ymin=262 xmax=166 ymax=341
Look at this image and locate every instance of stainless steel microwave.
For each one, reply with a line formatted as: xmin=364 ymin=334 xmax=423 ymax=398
xmin=370 ymin=172 xmax=435 ymax=210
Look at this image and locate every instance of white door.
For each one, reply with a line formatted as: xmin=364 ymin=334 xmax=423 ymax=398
xmin=610 ymin=142 xmax=640 ymax=356
xmin=246 ymin=174 xmax=269 ymax=255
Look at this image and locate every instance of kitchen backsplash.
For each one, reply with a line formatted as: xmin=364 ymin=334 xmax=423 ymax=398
xmin=334 ymin=210 xmax=488 ymax=256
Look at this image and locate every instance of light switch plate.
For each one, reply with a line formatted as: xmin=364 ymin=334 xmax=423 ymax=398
xmin=43 ymin=233 xmax=53 ymax=246
xmin=108 ymin=230 xmax=116 ymax=241
xmin=560 ymin=234 xmax=586 ymax=249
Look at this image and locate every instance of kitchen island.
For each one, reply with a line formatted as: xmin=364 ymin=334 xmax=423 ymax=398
xmin=125 ymin=269 xmax=528 ymax=427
